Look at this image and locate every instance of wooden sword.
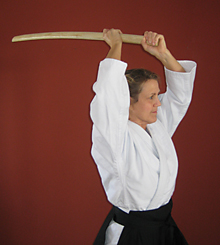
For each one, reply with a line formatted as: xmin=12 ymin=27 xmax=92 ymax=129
xmin=12 ymin=31 xmax=144 ymax=44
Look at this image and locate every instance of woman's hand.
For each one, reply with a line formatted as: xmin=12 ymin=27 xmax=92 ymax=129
xmin=142 ymin=31 xmax=185 ymax=72
xmin=141 ymin=31 xmax=167 ymax=59
xmin=103 ymin=28 xmax=123 ymax=60
xmin=103 ymin=28 xmax=122 ymax=48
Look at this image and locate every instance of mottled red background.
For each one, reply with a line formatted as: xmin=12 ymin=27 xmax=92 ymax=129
xmin=0 ymin=0 xmax=219 ymax=244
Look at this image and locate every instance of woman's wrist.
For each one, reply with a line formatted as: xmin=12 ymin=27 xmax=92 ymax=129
xmin=111 ymin=42 xmax=122 ymax=49
xmin=156 ymin=48 xmax=172 ymax=65
xmin=106 ymin=42 xmax=122 ymax=60
xmin=156 ymin=49 xmax=185 ymax=72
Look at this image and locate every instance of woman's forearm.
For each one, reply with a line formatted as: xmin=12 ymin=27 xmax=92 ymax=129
xmin=106 ymin=43 xmax=122 ymax=60
xmin=157 ymin=49 xmax=185 ymax=72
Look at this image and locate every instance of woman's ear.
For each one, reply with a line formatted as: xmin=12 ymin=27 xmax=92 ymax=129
xmin=130 ymin=97 xmax=134 ymax=106
xmin=129 ymin=97 xmax=135 ymax=121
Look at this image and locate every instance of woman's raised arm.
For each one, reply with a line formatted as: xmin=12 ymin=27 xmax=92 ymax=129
xmin=103 ymin=28 xmax=123 ymax=60
xmin=141 ymin=31 xmax=185 ymax=72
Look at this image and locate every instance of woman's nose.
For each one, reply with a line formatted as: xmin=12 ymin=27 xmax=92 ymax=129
xmin=155 ymin=97 xmax=161 ymax=107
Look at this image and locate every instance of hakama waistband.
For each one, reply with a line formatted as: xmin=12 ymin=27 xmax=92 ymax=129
xmin=94 ymin=199 xmax=188 ymax=245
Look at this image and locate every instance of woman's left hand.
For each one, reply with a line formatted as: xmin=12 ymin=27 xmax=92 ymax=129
xmin=142 ymin=31 xmax=185 ymax=72
xmin=141 ymin=31 xmax=167 ymax=59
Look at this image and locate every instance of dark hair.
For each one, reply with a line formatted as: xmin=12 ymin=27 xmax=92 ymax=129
xmin=125 ymin=69 xmax=160 ymax=102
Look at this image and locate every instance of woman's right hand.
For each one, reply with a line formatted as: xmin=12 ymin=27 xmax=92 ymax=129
xmin=103 ymin=28 xmax=123 ymax=48
xmin=103 ymin=29 xmax=123 ymax=60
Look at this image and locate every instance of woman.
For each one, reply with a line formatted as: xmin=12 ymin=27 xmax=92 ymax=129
xmin=90 ymin=29 xmax=197 ymax=245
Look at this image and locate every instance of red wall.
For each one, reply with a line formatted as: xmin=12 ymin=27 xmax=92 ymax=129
xmin=1 ymin=1 xmax=219 ymax=244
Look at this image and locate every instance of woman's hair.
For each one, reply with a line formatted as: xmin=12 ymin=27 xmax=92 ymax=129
xmin=125 ymin=69 xmax=160 ymax=102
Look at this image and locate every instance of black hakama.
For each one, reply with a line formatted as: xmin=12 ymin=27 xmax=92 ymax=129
xmin=94 ymin=199 xmax=188 ymax=245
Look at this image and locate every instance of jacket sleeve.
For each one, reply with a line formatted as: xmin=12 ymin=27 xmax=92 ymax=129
xmin=157 ymin=60 xmax=197 ymax=137
xmin=90 ymin=58 xmax=130 ymax=162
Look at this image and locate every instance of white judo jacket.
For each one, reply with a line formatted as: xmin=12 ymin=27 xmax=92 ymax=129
xmin=90 ymin=58 xmax=196 ymax=243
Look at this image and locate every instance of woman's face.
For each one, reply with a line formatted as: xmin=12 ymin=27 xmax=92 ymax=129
xmin=129 ymin=79 xmax=161 ymax=129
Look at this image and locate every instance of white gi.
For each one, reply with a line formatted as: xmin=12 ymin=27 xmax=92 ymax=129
xmin=90 ymin=58 xmax=197 ymax=244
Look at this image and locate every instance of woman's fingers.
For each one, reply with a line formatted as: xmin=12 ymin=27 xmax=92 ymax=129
xmin=142 ymin=30 xmax=167 ymax=57
xmin=144 ymin=31 xmax=161 ymax=46
xmin=103 ymin=28 xmax=122 ymax=47
xmin=155 ymin=34 xmax=165 ymax=46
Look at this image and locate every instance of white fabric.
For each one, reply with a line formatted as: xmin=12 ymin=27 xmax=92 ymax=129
xmin=90 ymin=58 xmax=197 ymax=244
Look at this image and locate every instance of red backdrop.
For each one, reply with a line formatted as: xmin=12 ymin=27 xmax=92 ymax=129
xmin=1 ymin=0 xmax=219 ymax=244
